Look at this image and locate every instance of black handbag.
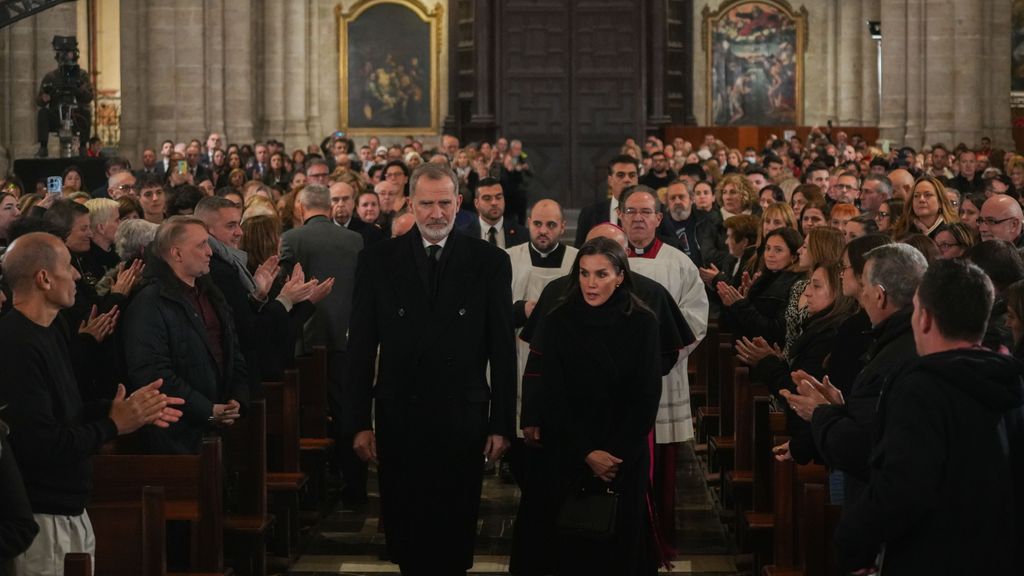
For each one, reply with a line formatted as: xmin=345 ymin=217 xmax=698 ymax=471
xmin=555 ymin=477 xmax=620 ymax=541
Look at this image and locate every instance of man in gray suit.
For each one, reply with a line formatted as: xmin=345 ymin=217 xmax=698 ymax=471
xmin=280 ymin=183 xmax=366 ymax=505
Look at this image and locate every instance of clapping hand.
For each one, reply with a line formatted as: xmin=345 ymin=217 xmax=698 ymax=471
xmin=308 ymin=277 xmax=335 ymax=304
xmin=739 ymin=271 xmax=761 ymax=296
xmin=779 ymin=371 xmax=842 ymax=422
xmin=79 ymin=305 xmax=119 ymax=343
xmin=716 ymin=281 xmax=744 ymax=307
xmin=252 ymin=255 xmax=281 ymax=301
xmin=698 ymin=264 xmax=720 ymax=286
xmin=734 ymin=336 xmax=779 ymax=366
xmin=110 ymin=259 xmax=145 ymax=296
xmin=109 ymin=379 xmax=184 ymax=435
xmin=279 ymin=263 xmax=320 ymax=304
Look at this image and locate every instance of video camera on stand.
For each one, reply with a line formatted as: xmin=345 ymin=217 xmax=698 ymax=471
xmin=41 ymin=36 xmax=86 ymax=157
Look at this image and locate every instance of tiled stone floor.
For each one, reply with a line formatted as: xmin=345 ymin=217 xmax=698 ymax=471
xmin=289 ymin=442 xmax=737 ymax=575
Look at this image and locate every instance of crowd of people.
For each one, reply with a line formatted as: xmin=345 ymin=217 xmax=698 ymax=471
xmin=0 ymin=125 xmax=1021 ymax=576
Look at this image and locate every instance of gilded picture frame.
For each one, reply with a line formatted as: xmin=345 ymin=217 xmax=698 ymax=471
xmin=702 ymin=0 xmax=807 ymax=126
xmin=336 ymin=0 xmax=443 ymax=135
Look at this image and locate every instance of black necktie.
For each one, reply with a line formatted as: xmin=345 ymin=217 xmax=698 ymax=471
xmin=487 ymin=226 xmax=497 ymax=245
xmin=427 ymin=244 xmax=441 ymax=295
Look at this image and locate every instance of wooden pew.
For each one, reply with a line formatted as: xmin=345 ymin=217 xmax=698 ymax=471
xmin=263 ymin=370 xmax=307 ymax=561
xmin=89 ymin=485 xmax=166 ymax=576
xmin=92 ymin=437 xmax=225 ymax=573
xmin=695 ymin=325 xmax=725 ymax=444
xmin=762 ymin=479 xmax=842 ymax=576
xmin=64 ymin=553 xmax=92 ymax=576
xmin=706 ymin=342 xmax=737 ymax=483
xmin=222 ymin=400 xmax=273 ymax=576
xmin=722 ymin=369 xmax=771 ymax=514
xmin=295 ymin=346 xmax=335 ymax=510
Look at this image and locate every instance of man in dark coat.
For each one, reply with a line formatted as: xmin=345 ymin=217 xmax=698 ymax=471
xmin=803 ymin=244 xmax=927 ymax=506
xmin=657 ymin=180 xmax=728 ymax=270
xmin=836 ymin=259 xmax=1024 ymax=574
xmin=344 ymin=164 xmax=516 ymax=575
xmin=574 ymin=155 xmax=640 ymax=246
xmin=123 ymin=216 xmax=249 ymax=454
xmin=457 ymin=177 xmax=528 ymax=248
xmin=280 ymin=183 xmax=364 ymax=505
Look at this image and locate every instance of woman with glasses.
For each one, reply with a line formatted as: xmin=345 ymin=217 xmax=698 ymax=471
xmin=875 ymin=197 xmax=903 ymax=234
xmin=891 ymin=175 xmax=959 ymax=239
xmin=934 ymin=222 xmax=979 ymax=260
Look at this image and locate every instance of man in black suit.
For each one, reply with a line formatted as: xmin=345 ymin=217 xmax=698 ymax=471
xmin=331 ymin=180 xmax=386 ymax=247
xmin=458 ymin=177 xmax=527 ymax=248
xmin=345 ymin=164 xmax=516 ymax=575
xmin=280 ymin=183 xmax=366 ymax=505
xmin=134 ymin=147 xmax=164 ymax=179
xmin=574 ymin=154 xmax=640 ymax=246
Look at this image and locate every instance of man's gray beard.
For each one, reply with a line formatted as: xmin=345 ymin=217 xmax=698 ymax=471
xmin=417 ymin=218 xmax=454 ymax=242
xmin=671 ymin=206 xmax=691 ymax=221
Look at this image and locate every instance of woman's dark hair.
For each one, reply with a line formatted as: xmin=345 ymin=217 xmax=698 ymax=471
xmin=167 ymin=185 xmax=205 ymax=216
xmin=883 ymin=197 xmax=905 ymax=224
xmin=961 ymin=192 xmax=986 ymax=214
xmin=41 ymin=199 xmax=89 ymax=240
xmin=966 ymin=239 xmax=1024 ymax=293
xmin=798 ymin=200 xmax=830 ymax=236
xmin=845 ymin=233 xmax=894 ymax=277
xmin=759 ymin=184 xmax=786 ymax=203
xmin=560 ymin=237 xmax=649 ymax=315
xmin=901 ymin=233 xmax=940 ymax=265
xmin=117 ymin=195 xmax=142 ymax=220
xmin=943 ymin=222 xmax=980 ymax=252
xmin=807 ymin=262 xmax=860 ymax=330
xmin=61 ymin=165 xmax=83 ymax=185
xmin=763 ymin=227 xmax=804 ymax=271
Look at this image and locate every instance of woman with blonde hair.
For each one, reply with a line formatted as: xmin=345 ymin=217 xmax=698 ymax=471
xmin=891 ymin=175 xmax=959 ymax=239
xmin=716 ymin=173 xmax=757 ymax=220
xmin=242 ymin=194 xmax=278 ymax=222
xmin=762 ymin=202 xmax=798 ymax=236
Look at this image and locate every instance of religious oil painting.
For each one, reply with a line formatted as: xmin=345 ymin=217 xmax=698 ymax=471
xmin=337 ymin=0 xmax=442 ymax=134
xmin=703 ymin=0 xmax=807 ymax=125
xmin=1013 ymin=0 xmax=1024 ymax=93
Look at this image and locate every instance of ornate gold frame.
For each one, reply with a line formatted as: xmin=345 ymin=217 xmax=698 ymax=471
xmin=702 ymin=0 xmax=807 ymax=125
xmin=335 ymin=0 xmax=443 ymax=135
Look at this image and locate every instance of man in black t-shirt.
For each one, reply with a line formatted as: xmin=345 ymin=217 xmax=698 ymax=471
xmin=0 ymin=232 xmax=181 ymax=573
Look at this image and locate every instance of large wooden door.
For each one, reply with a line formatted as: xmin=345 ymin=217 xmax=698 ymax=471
xmin=498 ymin=0 xmax=645 ymax=209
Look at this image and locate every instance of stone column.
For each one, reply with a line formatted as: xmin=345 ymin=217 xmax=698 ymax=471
xmin=878 ymin=0 xmax=907 ymax=144
xmin=952 ymin=0 xmax=983 ymax=147
xmin=282 ymin=0 xmax=309 ymax=148
xmin=6 ymin=17 xmax=41 ymax=158
xmin=118 ymin=0 xmax=142 ymax=157
xmin=922 ymin=0 xmax=954 ymax=147
xmin=223 ymin=0 xmax=255 ymax=144
xmin=145 ymin=3 xmax=177 ymax=142
xmin=982 ymin=0 xmax=1012 ymax=148
xmin=861 ymin=0 xmax=881 ymax=128
xmin=305 ymin=1 xmax=322 ymax=146
xmin=835 ymin=0 xmax=862 ymax=125
xmin=901 ymin=0 xmax=925 ymax=148
xmin=262 ymin=0 xmax=285 ymax=140
xmin=204 ymin=0 xmax=226 ymax=137
xmin=173 ymin=1 xmax=206 ymax=139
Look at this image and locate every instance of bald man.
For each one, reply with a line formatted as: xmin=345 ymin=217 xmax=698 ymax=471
xmin=0 ymin=233 xmax=181 ymax=574
xmin=888 ymin=169 xmax=914 ymax=202
xmin=510 ymin=223 xmax=695 ymax=574
xmin=979 ymin=194 xmax=1024 ymax=246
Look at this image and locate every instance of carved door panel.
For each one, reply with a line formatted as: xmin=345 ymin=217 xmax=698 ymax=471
xmin=499 ymin=0 xmax=644 ymax=209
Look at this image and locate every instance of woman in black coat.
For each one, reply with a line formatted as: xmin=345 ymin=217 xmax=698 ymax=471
xmin=539 ymin=237 xmax=664 ymax=576
xmin=717 ymin=227 xmax=804 ymax=345
xmin=738 ymin=264 xmax=857 ymax=463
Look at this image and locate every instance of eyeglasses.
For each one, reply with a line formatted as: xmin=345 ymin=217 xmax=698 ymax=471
xmin=875 ymin=211 xmax=890 ymax=219
xmin=978 ymin=216 xmax=1018 ymax=227
xmin=832 ymin=183 xmax=857 ymax=191
xmin=115 ymin=184 xmax=138 ymax=192
xmin=949 ymin=200 xmax=960 ymax=207
xmin=936 ymin=241 xmax=960 ymax=251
